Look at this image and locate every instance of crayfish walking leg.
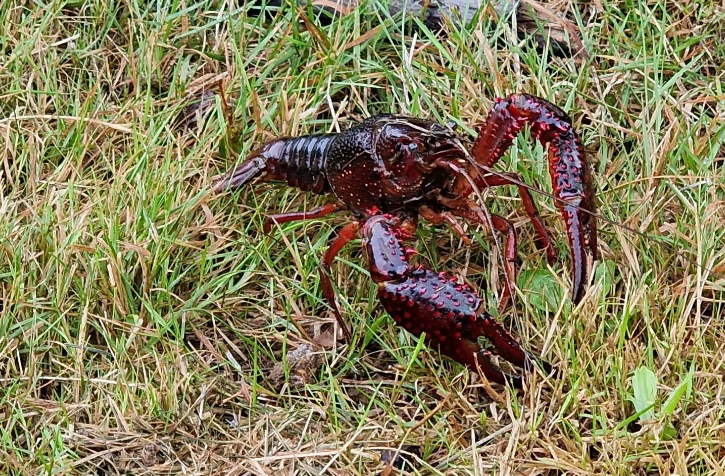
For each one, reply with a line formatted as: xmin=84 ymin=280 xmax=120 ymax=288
xmin=361 ymin=214 xmax=550 ymax=388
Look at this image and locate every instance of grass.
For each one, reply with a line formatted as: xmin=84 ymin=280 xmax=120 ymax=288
xmin=1 ymin=0 xmax=724 ymax=474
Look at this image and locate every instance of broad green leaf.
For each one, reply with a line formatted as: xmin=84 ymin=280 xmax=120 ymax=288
xmin=629 ymin=366 xmax=658 ymax=421
xmin=519 ymin=269 xmax=562 ymax=311
xmin=593 ymin=259 xmax=617 ymax=297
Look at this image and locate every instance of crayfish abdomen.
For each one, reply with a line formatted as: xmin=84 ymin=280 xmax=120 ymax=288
xmin=219 ymin=134 xmax=335 ymax=194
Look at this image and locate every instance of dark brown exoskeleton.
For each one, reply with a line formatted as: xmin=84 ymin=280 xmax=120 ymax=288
xmin=362 ymin=214 xmax=555 ymax=387
xmin=215 ymin=94 xmax=597 ymax=387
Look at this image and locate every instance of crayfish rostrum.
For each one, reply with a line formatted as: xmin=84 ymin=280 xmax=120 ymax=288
xmin=215 ymin=94 xmax=597 ymax=388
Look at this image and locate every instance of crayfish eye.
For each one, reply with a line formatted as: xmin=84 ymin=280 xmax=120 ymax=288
xmin=393 ymin=141 xmax=419 ymax=157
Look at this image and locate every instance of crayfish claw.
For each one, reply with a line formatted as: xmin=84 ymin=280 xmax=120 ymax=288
xmin=363 ymin=215 xmax=541 ymax=388
xmin=472 ymin=349 xmax=524 ymax=390
xmin=562 ymin=201 xmax=597 ymax=304
xmin=523 ymin=352 xmax=554 ymax=376
xmin=467 ymin=93 xmax=597 ymax=304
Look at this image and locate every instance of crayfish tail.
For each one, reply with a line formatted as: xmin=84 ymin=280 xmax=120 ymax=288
xmin=215 ymin=135 xmax=335 ymax=194
xmin=213 ymin=154 xmax=268 ymax=192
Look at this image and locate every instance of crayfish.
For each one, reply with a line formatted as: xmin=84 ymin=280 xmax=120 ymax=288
xmin=215 ymin=94 xmax=597 ymax=388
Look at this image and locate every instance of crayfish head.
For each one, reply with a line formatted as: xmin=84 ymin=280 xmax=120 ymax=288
xmin=372 ymin=117 xmax=468 ymax=184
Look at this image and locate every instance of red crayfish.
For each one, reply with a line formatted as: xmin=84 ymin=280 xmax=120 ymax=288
xmin=215 ymin=94 xmax=597 ymax=388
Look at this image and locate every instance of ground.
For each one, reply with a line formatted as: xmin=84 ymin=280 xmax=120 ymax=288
xmin=1 ymin=0 xmax=724 ymax=474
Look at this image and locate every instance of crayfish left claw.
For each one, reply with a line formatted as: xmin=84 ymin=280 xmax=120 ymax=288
xmin=470 ymin=93 xmax=598 ymax=303
xmin=562 ymin=202 xmax=597 ymax=304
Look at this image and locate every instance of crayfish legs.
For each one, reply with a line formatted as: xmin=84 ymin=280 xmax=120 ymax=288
xmin=362 ymin=214 xmax=550 ymax=388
